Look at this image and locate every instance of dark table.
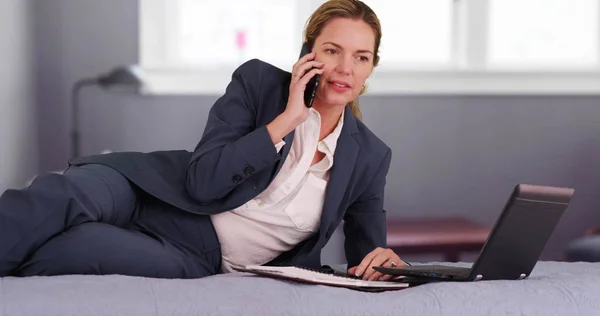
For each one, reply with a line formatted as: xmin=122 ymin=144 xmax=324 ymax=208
xmin=386 ymin=217 xmax=491 ymax=262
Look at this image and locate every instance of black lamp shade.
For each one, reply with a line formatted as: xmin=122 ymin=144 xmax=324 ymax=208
xmin=96 ymin=65 xmax=145 ymax=88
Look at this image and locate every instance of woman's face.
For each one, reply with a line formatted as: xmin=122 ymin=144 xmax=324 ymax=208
xmin=312 ymin=18 xmax=376 ymax=108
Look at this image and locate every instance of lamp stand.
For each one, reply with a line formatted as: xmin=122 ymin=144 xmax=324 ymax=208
xmin=70 ymin=78 xmax=98 ymax=160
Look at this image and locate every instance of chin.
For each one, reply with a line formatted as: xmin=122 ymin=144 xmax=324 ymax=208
xmin=323 ymin=96 xmax=348 ymax=107
xmin=319 ymin=91 xmax=355 ymax=107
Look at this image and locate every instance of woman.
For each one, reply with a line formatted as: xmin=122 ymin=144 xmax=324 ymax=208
xmin=0 ymin=0 xmax=405 ymax=282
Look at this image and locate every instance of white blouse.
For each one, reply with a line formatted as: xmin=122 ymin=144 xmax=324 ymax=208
xmin=210 ymin=108 xmax=344 ymax=273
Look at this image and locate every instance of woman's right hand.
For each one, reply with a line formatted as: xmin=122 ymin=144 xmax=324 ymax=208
xmin=266 ymin=51 xmax=324 ymax=145
xmin=285 ymin=51 xmax=325 ymax=123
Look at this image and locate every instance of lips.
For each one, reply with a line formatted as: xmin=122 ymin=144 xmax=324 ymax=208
xmin=329 ymin=80 xmax=351 ymax=88
xmin=328 ymin=80 xmax=352 ymax=93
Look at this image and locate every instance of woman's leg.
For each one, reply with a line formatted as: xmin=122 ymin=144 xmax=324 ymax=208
xmin=0 ymin=164 xmax=137 ymax=276
xmin=16 ymin=199 xmax=222 ymax=278
xmin=15 ymin=222 xmax=207 ymax=278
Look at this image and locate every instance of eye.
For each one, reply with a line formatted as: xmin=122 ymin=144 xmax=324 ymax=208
xmin=357 ymin=56 xmax=370 ymax=62
xmin=325 ymin=48 xmax=337 ymax=54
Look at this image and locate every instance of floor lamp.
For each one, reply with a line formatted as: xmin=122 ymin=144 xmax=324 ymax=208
xmin=70 ymin=65 xmax=145 ymax=159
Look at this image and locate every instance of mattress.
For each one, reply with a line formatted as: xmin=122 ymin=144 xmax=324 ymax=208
xmin=1 ymin=261 xmax=599 ymax=316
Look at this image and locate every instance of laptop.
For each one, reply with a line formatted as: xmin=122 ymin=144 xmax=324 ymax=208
xmin=373 ymin=184 xmax=574 ymax=282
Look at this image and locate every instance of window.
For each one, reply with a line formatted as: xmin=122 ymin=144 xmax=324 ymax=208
xmin=488 ymin=0 xmax=599 ymax=69
xmin=365 ymin=0 xmax=453 ymax=68
xmin=175 ymin=0 xmax=299 ymax=70
xmin=139 ymin=0 xmax=600 ymax=95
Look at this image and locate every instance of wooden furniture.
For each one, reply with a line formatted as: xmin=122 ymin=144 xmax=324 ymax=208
xmin=386 ymin=217 xmax=491 ymax=262
xmin=585 ymin=226 xmax=600 ymax=236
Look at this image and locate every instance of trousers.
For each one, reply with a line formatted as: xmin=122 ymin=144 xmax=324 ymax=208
xmin=0 ymin=164 xmax=221 ymax=278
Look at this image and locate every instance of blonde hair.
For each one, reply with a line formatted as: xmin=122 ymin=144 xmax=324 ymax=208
xmin=303 ymin=0 xmax=382 ymax=121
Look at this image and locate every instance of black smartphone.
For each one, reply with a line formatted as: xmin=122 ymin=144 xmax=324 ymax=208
xmin=298 ymin=42 xmax=320 ymax=108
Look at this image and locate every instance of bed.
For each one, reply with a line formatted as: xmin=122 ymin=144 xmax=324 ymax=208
xmin=1 ymin=261 xmax=599 ymax=316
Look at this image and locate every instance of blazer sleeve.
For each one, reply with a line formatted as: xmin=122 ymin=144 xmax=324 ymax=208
xmin=342 ymin=148 xmax=392 ymax=268
xmin=186 ymin=60 xmax=282 ymax=202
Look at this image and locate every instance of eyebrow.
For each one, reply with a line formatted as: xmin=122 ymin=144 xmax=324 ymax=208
xmin=321 ymin=41 xmax=373 ymax=55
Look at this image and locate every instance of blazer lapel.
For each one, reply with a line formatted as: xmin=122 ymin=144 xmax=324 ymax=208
xmin=319 ymin=108 xmax=359 ymax=233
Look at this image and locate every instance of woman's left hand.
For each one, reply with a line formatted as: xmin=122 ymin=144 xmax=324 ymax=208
xmin=347 ymin=247 xmax=407 ymax=281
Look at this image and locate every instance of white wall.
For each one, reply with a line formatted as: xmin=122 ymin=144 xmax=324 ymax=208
xmin=0 ymin=0 xmax=38 ymax=192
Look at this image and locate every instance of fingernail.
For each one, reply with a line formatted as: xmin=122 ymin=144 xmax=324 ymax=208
xmin=355 ymin=269 xmax=363 ymax=276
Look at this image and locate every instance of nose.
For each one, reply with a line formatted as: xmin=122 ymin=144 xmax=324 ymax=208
xmin=334 ymin=54 xmax=353 ymax=76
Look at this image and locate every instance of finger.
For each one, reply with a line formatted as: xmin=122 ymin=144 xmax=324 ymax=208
xmin=369 ymin=252 xmax=393 ymax=281
xmin=370 ymin=271 xmax=386 ymax=281
xmin=291 ymin=52 xmax=316 ymax=76
xmin=355 ymin=248 xmax=386 ymax=277
xmin=347 ymin=266 xmax=357 ymax=275
xmin=354 ymin=248 xmax=382 ymax=276
xmin=379 ymin=274 xmax=395 ymax=281
xmin=292 ymin=61 xmax=324 ymax=83
xmin=369 ymin=256 xmax=398 ymax=281
xmin=363 ymin=254 xmax=392 ymax=281
xmin=297 ymin=60 xmax=324 ymax=77
xmin=364 ymin=249 xmax=400 ymax=280
xmin=297 ymin=51 xmax=316 ymax=65
xmin=297 ymin=68 xmax=324 ymax=87
xmin=376 ymin=255 xmax=407 ymax=281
